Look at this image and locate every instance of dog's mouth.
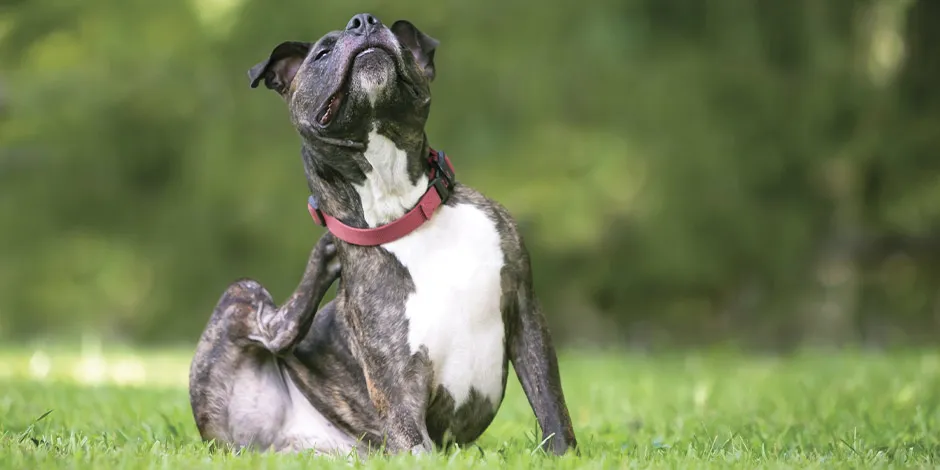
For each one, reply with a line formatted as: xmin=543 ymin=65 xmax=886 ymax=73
xmin=319 ymin=91 xmax=344 ymax=126
xmin=316 ymin=46 xmax=396 ymax=127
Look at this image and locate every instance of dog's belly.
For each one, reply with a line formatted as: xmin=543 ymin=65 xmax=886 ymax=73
xmin=383 ymin=203 xmax=507 ymax=414
xmin=224 ymin=356 xmax=359 ymax=453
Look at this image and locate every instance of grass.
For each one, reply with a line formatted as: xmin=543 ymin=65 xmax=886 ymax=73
xmin=2 ymin=346 xmax=940 ymax=469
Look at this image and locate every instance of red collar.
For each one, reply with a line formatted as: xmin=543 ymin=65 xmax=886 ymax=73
xmin=307 ymin=148 xmax=456 ymax=246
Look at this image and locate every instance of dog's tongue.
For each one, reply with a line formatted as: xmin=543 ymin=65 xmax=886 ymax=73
xmin=319 ymin=91 xmax=345 ymax=125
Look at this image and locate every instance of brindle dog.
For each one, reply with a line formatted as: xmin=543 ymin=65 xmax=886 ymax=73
xmin=189 ymin=13 xmax=578 ymax=457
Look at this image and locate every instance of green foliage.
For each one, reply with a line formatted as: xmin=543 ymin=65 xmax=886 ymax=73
xmin=2 ymin=349 xmax=940 ymax=468
xmin=1 ymin=0 xmax=938 ymax=348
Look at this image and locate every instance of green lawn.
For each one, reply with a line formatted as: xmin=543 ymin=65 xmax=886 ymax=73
xmin=1 ymin=346 xmax=939 ymax=469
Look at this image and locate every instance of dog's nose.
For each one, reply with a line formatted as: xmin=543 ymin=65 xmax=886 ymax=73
xmin=346 ymin=13 xmax=381 ymax=35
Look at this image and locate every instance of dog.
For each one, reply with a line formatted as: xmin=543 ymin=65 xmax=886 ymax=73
xmin=188 ymin=13 xmax=578 ymax=457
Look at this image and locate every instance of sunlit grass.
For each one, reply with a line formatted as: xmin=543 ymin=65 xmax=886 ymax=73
xmin=0 ymin=338 xmax=191 ymax=388
xmin=2 ymin=347 xmax=940 ymax=468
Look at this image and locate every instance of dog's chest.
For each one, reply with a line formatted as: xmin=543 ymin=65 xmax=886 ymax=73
xmin=382 ymin=203 xmax=506 ymax=407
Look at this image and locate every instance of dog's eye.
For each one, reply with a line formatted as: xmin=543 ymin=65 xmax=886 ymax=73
xmin=314 ymin=49 xmax=330 ymax=61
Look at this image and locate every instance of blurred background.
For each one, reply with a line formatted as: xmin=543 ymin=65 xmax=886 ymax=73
xmin=0 ymin=0 xmax=938 ymax=353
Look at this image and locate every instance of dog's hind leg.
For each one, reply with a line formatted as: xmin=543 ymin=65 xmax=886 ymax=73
xmin=187 ymin=232 xmax=342 ymax=450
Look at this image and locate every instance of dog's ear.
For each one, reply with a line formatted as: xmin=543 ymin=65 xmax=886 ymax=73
xmin=248 ymin=41 xmax=313 ymax=95
xmin=391 ymin=20 xmax=439 ymax=82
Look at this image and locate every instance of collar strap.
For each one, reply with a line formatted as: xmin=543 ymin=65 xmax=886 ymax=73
xmin=307 ymin=148 xmax=456 ymax=246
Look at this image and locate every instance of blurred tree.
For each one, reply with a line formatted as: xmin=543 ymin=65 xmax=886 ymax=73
xmin=0 ymin=0 xmax=937 ymax=349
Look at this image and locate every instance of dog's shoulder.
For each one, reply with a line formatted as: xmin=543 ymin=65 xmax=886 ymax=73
xmin=448 ymin=183 xmax=530 ymax=269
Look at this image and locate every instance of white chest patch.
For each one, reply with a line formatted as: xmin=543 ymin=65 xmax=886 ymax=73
xmin=383 ymin=204 xmax=507 ymax=407
xmin=353 ymin=131 xmax=428 ymax=227
xmin=354 ymin=131 xmax=507 ymax=407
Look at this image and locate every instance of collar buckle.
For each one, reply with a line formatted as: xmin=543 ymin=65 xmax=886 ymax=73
xmin=429 ymin=149 xmax=455 ymax=204
xmin=307 ymin=195 xmax=326 ymax=227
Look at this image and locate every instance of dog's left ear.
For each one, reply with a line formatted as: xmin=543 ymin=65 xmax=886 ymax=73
xmin=248 ymin=41 xmax=313 ymax=95
xmin=391 ymin=20 xmax=439 ymax=82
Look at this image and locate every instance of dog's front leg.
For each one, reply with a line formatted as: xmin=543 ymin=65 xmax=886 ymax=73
xmin=508 ymin=280 xmax=578 ymax=456
xmin=253 ymin=232 xmax=341 ymax=355
xmin=357 ymin=344 xmax=434 ymax=455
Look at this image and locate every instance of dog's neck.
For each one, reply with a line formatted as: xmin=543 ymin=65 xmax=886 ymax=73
xmin=304 ymin=130 xmax=430 ymax=229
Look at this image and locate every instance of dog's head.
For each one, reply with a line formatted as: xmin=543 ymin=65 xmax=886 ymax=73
xmin=248 ymin=14 xmax=438 ymax=179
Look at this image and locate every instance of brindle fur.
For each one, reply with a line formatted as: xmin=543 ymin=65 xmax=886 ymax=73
xmin=188 ymin=13 xmax=577 ymax=456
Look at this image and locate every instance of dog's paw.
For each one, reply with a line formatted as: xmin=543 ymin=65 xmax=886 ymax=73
xmin=409 ymin=444 xmax=432 ymax=458
xmin=314 ymin=232 xmax=342 ymax=280
xmin=255 ymin=299 xmax=311 ymax=355
xmin=314 ymin=232 xmax=337 ymax=258
xmin=325 ymin=258 xmax=341 ymax=280
xmin=253 ymin=301 xmax=279 ymax=348
xmin=255 ymin=300 xmax=293 ymax=351
xmin=256 ymin=300 xmax=275 ymax=339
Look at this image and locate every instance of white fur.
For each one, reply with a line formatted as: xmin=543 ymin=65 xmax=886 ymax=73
xmin=227 ymin=358 xmax=288 ymax=448
xmin=358 ymin=75 xmax=385 ymax=107
xmin=385 ymin=204 xmax=507 ymax=406
xmin=227 ymin=356 xmax=357 ymax=453
xmin=354 ymin=131 xmax=428 ymax=227
xmin=356 ymin=131 xmax=507 ymax=407
xmin=354 ymin=50 xmax=392 ymax=107
xmin=281 ymin=371 xmax=360 ymax=452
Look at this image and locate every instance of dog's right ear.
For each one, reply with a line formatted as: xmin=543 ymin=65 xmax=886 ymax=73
xmin=248 ymin=41 xmax=313 ymax=95
xmin=391 ymin=21 xmax=439 ymax=82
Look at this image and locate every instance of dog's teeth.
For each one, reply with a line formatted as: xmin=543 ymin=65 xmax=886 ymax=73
xmin=319 ymin=94 xmax=338 ymax=125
